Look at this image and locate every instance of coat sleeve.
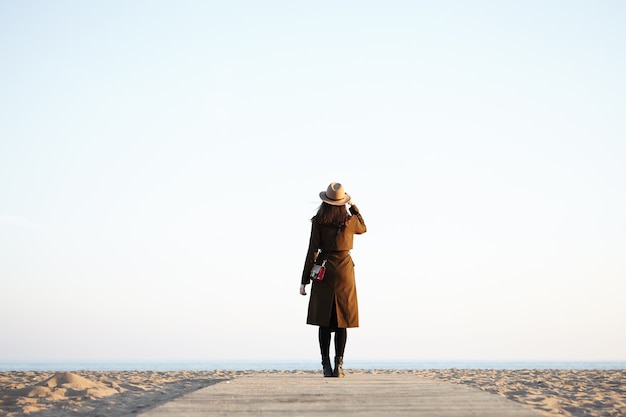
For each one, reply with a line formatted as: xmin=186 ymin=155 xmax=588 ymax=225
xmin=348 ymin=204 xmax=367 ymax=234
xmin=301 ymin=221 xmax=320 ymax=285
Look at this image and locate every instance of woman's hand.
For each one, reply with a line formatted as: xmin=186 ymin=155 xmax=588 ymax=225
xmin=300 ymin=284 xmax=307 ymax=296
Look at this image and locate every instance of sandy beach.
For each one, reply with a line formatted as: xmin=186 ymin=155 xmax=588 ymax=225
xmin=1 ymin=369 xmax=623 ymax=417
xmin=414 ymin=369 xmax=625 ymax=417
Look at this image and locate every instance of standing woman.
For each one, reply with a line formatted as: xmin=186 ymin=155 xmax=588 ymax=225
xmin=300 ymin=182 xmax=367 ymax=377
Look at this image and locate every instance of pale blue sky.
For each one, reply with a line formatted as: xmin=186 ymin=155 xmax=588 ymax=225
xmin=1 ymin=1 xmax=625 ymax=362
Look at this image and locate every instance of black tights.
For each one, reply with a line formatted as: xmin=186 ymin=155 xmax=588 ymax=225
xmin=319 ymin=327 xmax=347 ymax=358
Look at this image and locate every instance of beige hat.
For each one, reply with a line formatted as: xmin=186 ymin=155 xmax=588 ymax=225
xmin=319 ymin=182 xmax=351 ymax=206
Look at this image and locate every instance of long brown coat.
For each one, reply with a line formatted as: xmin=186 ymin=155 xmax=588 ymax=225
xmin=301 ymin=205 xmax=366 ymax=328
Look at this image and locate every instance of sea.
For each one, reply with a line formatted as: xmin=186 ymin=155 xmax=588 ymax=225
xmin=1 ymin=360 xmax=624 ymax=372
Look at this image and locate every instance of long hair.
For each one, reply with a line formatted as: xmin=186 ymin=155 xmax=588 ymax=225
xmin=313 ymin=202 xmax=350 ymax=227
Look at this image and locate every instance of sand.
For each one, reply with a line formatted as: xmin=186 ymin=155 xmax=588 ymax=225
xmin=0 ymin=370 xmax=231 ymax=417
xmin=1 ymin=369 xmax=624 ymax=417
xmin=412 ymin=369 xmax=625 ymax=417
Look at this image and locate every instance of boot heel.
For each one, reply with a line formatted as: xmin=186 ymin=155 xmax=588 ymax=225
xmin=333 ymin=356 xmax=344 ymax=378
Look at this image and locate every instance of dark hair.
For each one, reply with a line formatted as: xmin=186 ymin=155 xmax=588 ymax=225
xmin=313 ymin=202 xmax=350 ymax=227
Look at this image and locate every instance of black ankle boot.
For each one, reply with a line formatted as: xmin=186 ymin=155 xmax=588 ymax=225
xmin=333 ymin=356 xmax=344 ymax=378
xmin=322 ymin=356 xmax=333 ymax=377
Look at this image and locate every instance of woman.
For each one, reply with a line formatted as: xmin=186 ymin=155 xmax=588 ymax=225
xmin=300 ymin=182 xmax=367 ymax=377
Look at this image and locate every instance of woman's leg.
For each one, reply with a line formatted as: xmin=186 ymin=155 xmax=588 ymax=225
xmin=333 ymin=328 xmax=347 ymax=377
xmin=318 ymin=327 xmax=331 ymax=357
xmin=334 ymin=328 xmax=347 ymax=357
xmin=318 ymin=327 xmax=333 ymax=377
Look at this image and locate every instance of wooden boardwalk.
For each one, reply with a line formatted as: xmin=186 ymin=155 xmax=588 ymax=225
xmin=140 ymin=373 xmax=541 ymax=416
